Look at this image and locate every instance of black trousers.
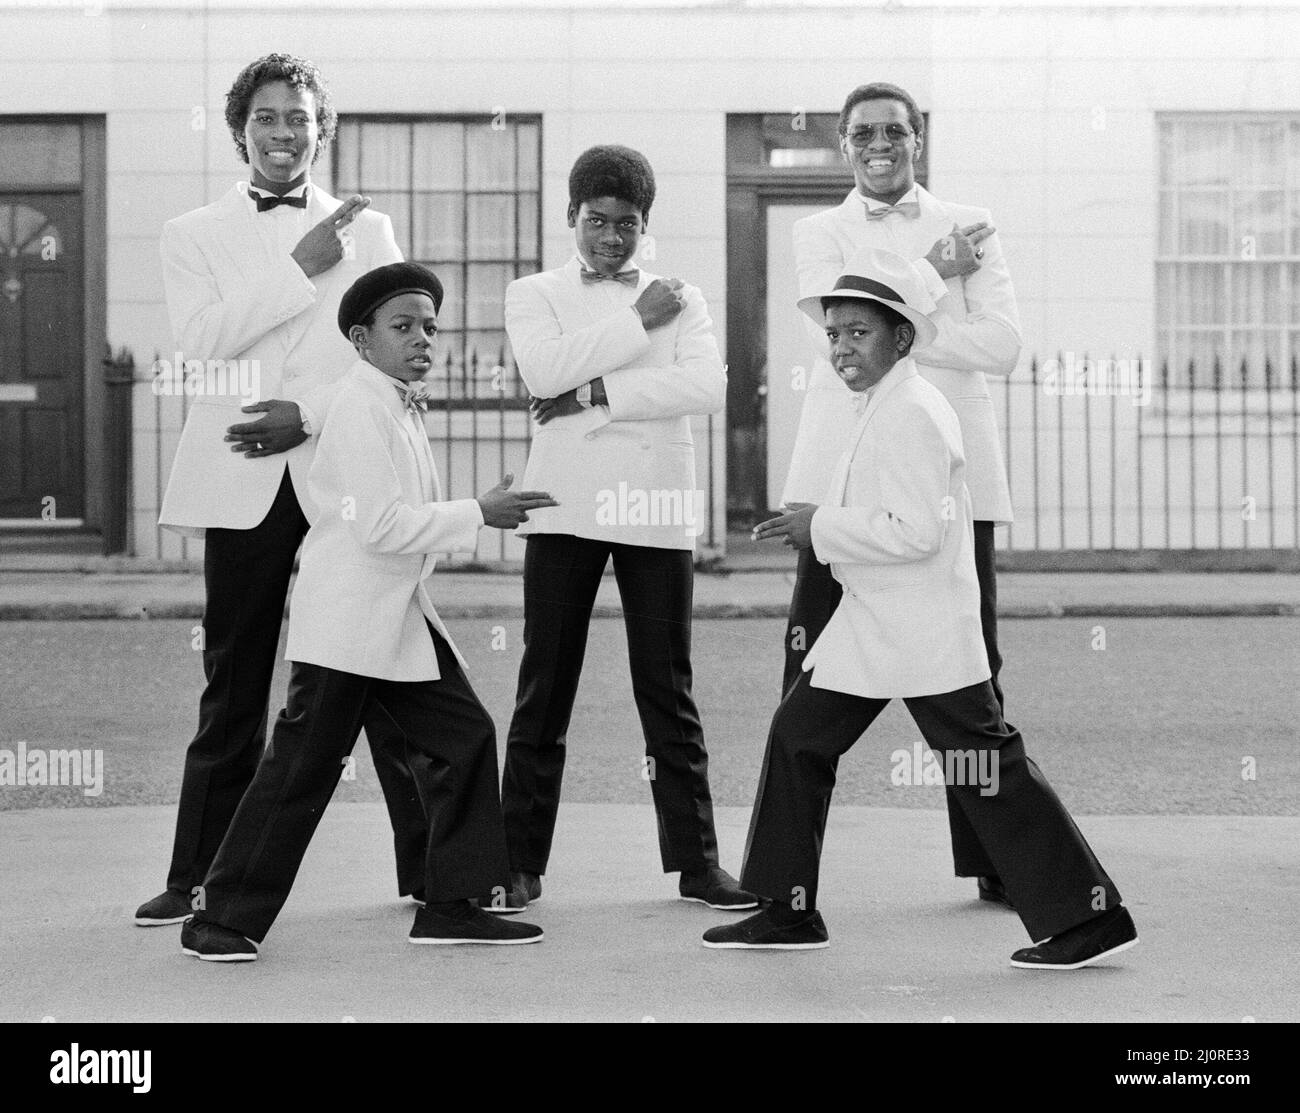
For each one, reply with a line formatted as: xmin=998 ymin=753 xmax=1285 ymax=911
xmin=195 ymin=626 xmax=510 ymax=942
xmin=741 ymin=673 xmax=1121 ymax=943
xmin=782 ymin=519 xmax=1003 ymax=877
xmin=500 ymin=533 xmax=721 ymax=875
xmin=165 ymin=468 xmax=428 ymax=898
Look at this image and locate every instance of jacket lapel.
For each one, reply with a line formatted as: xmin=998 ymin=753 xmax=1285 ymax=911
xmin=829 ymin=360 xmax=919 ymax=506
xmin=210 ymin=185 xmax=274 ymax=285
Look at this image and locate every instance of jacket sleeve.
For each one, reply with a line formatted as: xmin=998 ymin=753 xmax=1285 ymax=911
xmin=296 ymin=213 xmax=405 ymax=430
xmin=316 ymin=399 xmax=484 ymax=557
xmin=505 ymin=276 xmax=652 ymax=399
xmin=160 ymin=218 xmax=317 ymax=361
xmin=599 ymin=285 xmax=726 ymax=420
xmin=810 ymin=401 xmax=953 ymax=565
xmin=918 ymin=213 xmax=1022 ymax=379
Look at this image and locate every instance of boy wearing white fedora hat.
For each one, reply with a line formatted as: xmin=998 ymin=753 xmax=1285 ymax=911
xmin=704 ymin=249 xmax=1137 ymax=969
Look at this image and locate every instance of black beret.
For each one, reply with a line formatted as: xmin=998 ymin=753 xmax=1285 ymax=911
xmin=338 ymin=262 xmax=444 ymax=337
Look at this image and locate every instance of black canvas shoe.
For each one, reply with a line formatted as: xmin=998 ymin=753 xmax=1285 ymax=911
xmin=977 ymin=875 xmax=1016 ymax=910
xmin=476 ymin=871 xmax=541 ymax=915
xmin=702 ymin=907 xmax=829 ymax=949
xmin=680 ymin=866 xmax=759 ymax=910
xmin=410 ymin=902 xmax=543 ymax=945
xmin=134 ymin=889 xmax=193 ymax=927
xmin=1011 ymin=905 xmax=1138 ymax=970
xmin=180 ymin=919 xmax=258 ymax=962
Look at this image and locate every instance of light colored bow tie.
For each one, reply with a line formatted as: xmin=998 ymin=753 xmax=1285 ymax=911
xmin=863 ymin=200 xmax=921 ymax=221
xmin=580 ymin=267 xmax=640 ymax=287
xmin=394 ymin=381 xmax=432 ymax=415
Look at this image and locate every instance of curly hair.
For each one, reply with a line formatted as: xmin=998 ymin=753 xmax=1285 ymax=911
xmin=224 ymin=53 xmax=337 ymax=165
xmin=838 ymin=82 xmax=924 ymax=141
xmin=568 ymin=145 xmax=656 ymax=217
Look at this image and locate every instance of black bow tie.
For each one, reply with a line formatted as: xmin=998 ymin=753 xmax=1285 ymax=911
xmin=253 ymin=191 xmax=308 ymax=213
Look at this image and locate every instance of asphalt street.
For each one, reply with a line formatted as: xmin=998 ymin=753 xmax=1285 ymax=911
xmin=2 ymin=615 xmax=1297 ymax=1022
xmin=1 ymin=616 xmax=1296 ymax=816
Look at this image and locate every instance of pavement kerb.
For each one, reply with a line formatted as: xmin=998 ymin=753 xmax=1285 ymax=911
xmin=2 ymin=600 xmax=1299 ymax=621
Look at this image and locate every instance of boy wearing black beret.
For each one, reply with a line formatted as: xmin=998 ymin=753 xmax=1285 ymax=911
xmin=181 ymin=263 xmax=556 ymax=960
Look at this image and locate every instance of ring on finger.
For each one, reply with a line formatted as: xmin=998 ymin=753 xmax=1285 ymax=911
xmin=974 ymin=247 xmax=984 ymax=259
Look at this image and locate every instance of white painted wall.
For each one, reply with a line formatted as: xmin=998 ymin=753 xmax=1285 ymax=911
xmin=2 ymin=1 xmax=1298 ymax=554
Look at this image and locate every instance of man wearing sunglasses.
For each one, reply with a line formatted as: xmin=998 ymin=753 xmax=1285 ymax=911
xmin=780 ymin=81 xmax=1024 ymax=911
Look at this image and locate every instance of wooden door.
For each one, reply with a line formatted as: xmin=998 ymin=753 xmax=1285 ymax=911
xmin=0 ymin=193 xmax=84 ymax=520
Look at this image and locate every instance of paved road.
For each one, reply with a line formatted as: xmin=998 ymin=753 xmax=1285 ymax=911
xmin=2 ymin=802 xmax=1296 ymax=1022
xmin=2 ymin=616 xmax=1296 ymax=815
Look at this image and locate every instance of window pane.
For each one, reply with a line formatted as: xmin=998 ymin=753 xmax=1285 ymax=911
xmin=1178 ymin=189 xmax=1230 ymax=255
xmin=1173 ymin=120 xmax=1232 ymax=189
xmin=436 ymin=270 xmax=465 ymax=332
xmin=465 ymin=262 xmax=513 ymax=329
xmin=518 ymin=192 xmax=539 ymax=260
xmin=0 ymin=123 xmax=81 ymax=187
xmin=1235 ymin=122 xmax=1285 ymax=189
xmin=358 ymin=122 xmax=410 ymax=190
xmin=1233 ymin=190 xmax=1285 ymax=256
xmin=467 ymin=193 xmax=515 ymax=258
xmin=367 ymin=191 xmax=410 ymax=255
xmin=1229 ymin=262 xmax=1281 ymax=325
xmin=1158 ymin=190 xmax=1177 ymax=254
xmin=466 ymin=123 xmax=514 ymax=189
xmin=516 ymin=124 xmax=540 ymax=190
xmin=333 ymin=121 xmax=360 ymax=193
xmin=1176 ymin=263 xmax=1225 ymax=325
xmin=413 ymin=192 xmax=463 ymax=259
xmin=414 ymin=124 xmax=464 ymax=190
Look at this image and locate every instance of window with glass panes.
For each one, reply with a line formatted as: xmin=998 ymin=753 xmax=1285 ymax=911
xmin=1157 ymin=114 xmax=1300 ymax=387
xmin=332 ymin=116 xmax=541 ymax=404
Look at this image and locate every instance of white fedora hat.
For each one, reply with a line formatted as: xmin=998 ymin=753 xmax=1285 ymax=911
xmin=797 ymin=246 xmax=938 ymax=350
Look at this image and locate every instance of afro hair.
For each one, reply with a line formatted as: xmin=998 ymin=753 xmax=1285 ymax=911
xmin=567 ymin=144 xmax=656 ymax=217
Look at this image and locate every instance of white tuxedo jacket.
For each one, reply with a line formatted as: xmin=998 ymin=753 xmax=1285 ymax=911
xmin=786 ymin=185 xmax=1021 ymax=523
xmin=157 ymin=182 xmax=403 ymax=536
xmin=804 ymin=359 xmax=991 ymax=699
xmin=285 ymin=361 xmax=484 ymax=682
xmin=505 ymin=257 xmax=726 ymax=550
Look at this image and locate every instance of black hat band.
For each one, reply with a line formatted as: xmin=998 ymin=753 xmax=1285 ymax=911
xmin=831 ymin=274 xmax=905 ymax=304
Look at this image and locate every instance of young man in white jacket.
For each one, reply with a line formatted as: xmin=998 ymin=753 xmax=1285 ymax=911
xmin=705 ymin=251 xmax=1137 ymax=970
xmin=783 ymin=82 xmax=1022 ymax=910
xmin=181 ymin=263 xmax=555 ymax=961
xmin=490 ymin=146 xmax=754 ymax=913
xmin=137 ymin=54 xmax=427 ymax=927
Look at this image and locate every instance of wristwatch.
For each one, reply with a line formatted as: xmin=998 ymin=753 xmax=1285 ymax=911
xmin=576 ymin=382 xmax=593 ymax=408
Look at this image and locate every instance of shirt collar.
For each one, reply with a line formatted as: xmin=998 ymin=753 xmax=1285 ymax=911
xmin=855 ymin=183 xmax=919 ymax=213
xmin=572 ymin=251 xmax=641 ymax=282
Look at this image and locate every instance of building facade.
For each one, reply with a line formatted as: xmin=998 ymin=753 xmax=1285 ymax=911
xmin=1 ymin=0 xmax=1297 ymax=560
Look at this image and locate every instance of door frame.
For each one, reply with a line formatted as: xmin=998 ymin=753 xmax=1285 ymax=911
xmin=0 ymin=115 xmax=105 ymax=530
xmin=725 ymin=115 xmax=853 ymax=523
